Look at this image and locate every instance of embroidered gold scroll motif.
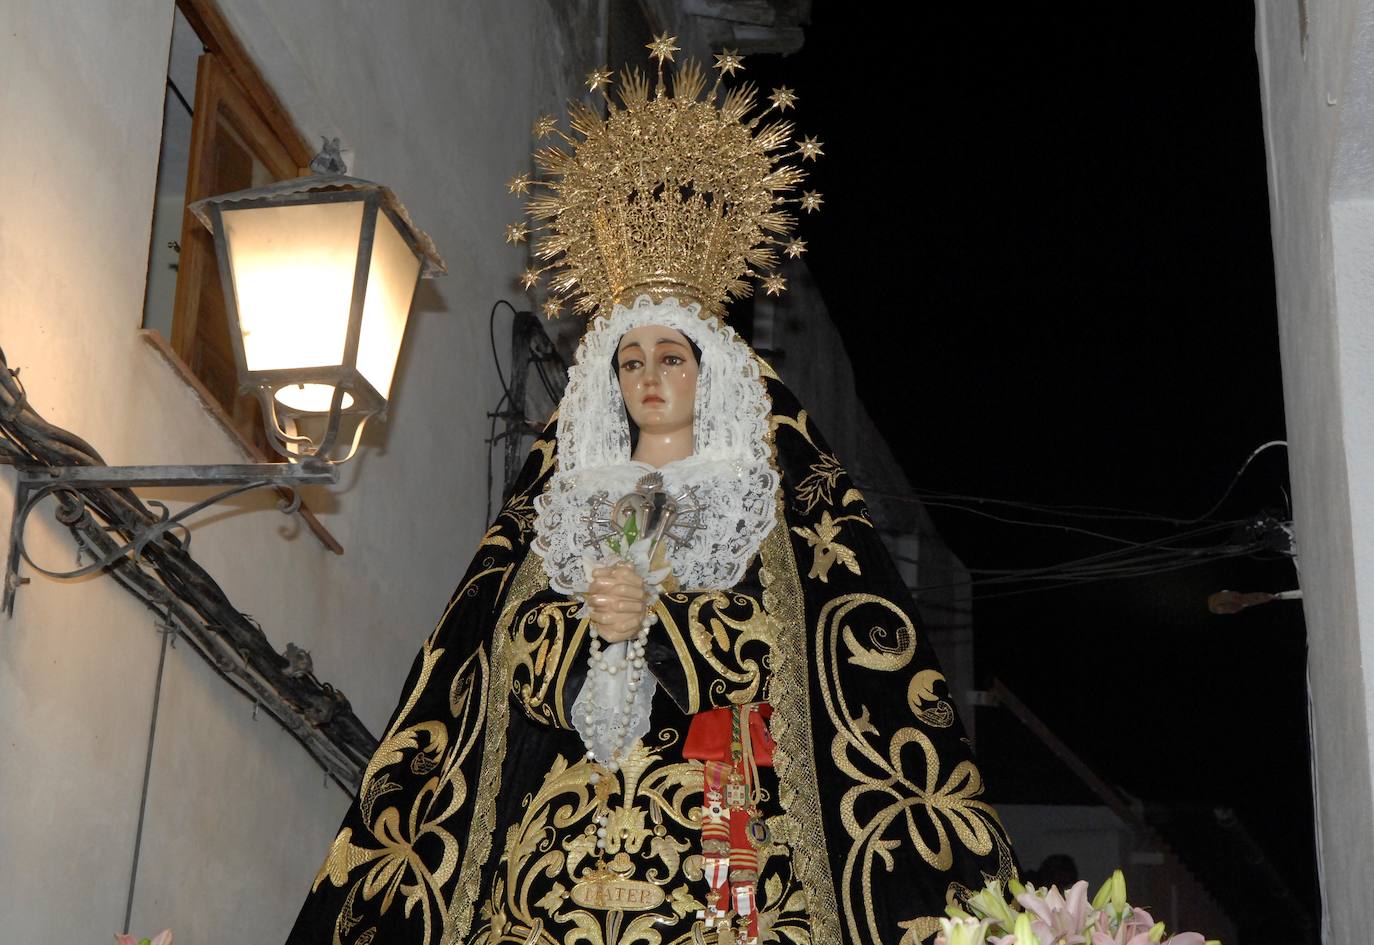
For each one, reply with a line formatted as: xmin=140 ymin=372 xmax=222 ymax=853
xmin=467 ymin=732 xmax=811 ymax=945
xmin=815 ymin=592 xmax=1011 ymax=944
xmin=445 ymin=552 xmax=548 ymax=944
xmin=759 ymin=507 xmax=843 ymax=945
xmin=312 ymin=635 xmax=487 ymax=945
xmin=658 ymin=589 xmax=774 ymax=709
xmin=508 ymin=597 xmax=582 ymax=728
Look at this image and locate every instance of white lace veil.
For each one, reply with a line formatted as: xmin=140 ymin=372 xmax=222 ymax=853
xmin=532 ymin=295 xmax=779 ymax=594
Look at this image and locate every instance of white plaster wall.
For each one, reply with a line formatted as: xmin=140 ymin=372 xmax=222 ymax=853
xmin=0 ymin=1 xmax=597 ymax=940
xmin=1256 ymin=1 xmax=1374 ymax=941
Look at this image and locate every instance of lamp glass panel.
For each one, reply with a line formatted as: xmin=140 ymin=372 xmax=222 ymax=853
xmin=275 ymin=382 xmax=355 ymax=413
xmin=357 ymin=211 xmax=422 ymax=401
xmin=221 ymin=200 xmax=364 ymax=373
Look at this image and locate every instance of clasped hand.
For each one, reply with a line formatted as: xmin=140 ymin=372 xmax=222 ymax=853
xmin=588 ymin=561 xmax=650 ymax=642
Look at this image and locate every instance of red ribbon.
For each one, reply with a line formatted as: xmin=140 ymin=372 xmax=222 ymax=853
xmin=685 ymin=704 xmax=773 ymax=943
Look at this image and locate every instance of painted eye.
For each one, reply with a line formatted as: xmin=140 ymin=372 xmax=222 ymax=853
xmin=619 ymin=359 xmax=642 ymax=371
xmin=663 ymin=355 xmax=684 ymax=366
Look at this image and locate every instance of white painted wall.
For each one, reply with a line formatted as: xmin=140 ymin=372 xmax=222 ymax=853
xmin=1256 ymin=1 xmax=1374 ymax=940
xmin=0 ymin=1 xmax=598 ymax=940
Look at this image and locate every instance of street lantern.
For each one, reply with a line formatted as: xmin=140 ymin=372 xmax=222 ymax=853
xmin=4 ymin=170 xmax=446 ymax=615
xmin=189 ymin=174 xmax=446 ymax=460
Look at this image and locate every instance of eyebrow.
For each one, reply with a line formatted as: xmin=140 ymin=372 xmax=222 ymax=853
xmin=617 ymin=337 xmax=690 ymax=355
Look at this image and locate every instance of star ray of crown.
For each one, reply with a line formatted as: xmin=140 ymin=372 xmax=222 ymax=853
xmin=507 ymin=34 xmax=823 ymax=319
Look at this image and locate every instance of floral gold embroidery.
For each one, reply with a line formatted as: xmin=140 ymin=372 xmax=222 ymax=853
xmin=311 ymin=639 xmax=486 ymax=945
xmin=470 ymin=740 xmax=705 ymax=945
xmin=794 ymin=452 xmax=844 ymax=515
xmin=792 ymin=510 xmax=864 ymax=583
xmin=508 ymin=596 xmax=581 ymax=727
xmin=815 ymin=592 xmax=1010 ymax=944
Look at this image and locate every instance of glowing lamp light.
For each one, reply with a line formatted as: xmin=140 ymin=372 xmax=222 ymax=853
xmin=190 ymin=174 xmax=445 ymax=459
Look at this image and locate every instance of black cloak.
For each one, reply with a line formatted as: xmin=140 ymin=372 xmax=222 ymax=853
xmin=287 ymin=361 xmax=1015 ymax=945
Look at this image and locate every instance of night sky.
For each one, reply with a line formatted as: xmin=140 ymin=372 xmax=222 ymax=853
xmin=750 ymin=3 xmax=1315 ymax=934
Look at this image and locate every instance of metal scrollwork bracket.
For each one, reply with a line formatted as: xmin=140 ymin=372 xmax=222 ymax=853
xmin=3 ymin=461 xmax=337 ymax=616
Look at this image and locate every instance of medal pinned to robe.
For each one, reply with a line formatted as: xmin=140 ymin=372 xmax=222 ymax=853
xmin=685 ymin=702 xmax=775 ymax=945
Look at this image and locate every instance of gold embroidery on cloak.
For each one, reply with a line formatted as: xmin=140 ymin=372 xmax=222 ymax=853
xmin=758 ymin=501 xmax=843 ymax=945
xmin=554 ymin=607 xmax=591 ymax=727
xmin=651 ymin=597 xmax=703 ymax=713
xmin=444 ymin=551 xmax=549 ymax=944
xmin=681 ymin=591 xmax=768 ymax=706
xmin=815 ymin=593 xmax=1010 ymax=944
xmin=472 ymin=740 xmax=706 ymax=945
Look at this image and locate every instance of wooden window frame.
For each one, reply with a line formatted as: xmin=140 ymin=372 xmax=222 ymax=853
xmin=149 ymin=0 xmax=341 ymax=553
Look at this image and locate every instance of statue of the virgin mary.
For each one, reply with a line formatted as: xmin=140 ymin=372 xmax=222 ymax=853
xmin=288 ymin=41 xmax=1014 ymax=945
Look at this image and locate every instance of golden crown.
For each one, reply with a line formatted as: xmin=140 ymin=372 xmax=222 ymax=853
xmin=506 ymin=34 xmax=823 ymax=319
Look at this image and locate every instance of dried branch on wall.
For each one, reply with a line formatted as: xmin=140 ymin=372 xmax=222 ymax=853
xmin=0 ymin=346 xmax=376 ymax=790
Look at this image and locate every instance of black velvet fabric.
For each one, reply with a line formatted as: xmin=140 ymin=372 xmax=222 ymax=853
xmin=286 ymin=368 xmax=1014 ymax=945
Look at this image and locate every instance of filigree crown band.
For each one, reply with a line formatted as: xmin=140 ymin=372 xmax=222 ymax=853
xmin=506 ymin=33 xmax=824 ymax=319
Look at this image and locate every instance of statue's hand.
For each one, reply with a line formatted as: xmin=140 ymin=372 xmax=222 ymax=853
xmin=588 ymin=562 xmax=649 ymax=642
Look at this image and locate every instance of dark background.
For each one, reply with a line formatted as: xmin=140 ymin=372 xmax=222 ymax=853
xmin=749 ymin=3 xmax=1316 ymax=938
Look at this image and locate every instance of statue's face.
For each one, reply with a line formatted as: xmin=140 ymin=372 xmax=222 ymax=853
xmin=616 ymin=323 xmax=698 ymax=439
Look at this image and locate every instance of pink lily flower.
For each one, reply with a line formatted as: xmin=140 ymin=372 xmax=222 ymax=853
xmin=1014 ymin=880 xmax=1091 ymax=944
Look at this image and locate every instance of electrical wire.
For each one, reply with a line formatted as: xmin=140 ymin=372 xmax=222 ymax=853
xmin=1184 ymin=439 xmax=1288 ymax=523
xmin=862 ymin=440 xmax=1289 ymax=527
xmin=166 ymin=77 xmax=194 ymax=118
xmin=861 ymin=440 xmax=1292 ymax=601
xmin=968 ymin=548 xmax=1262 ymax=601
xmin=888 ymin=512 xmax=1277 ymax=601
xmin=912 ymin=497 xmax=1240 ymax=548
xmin=533 ymin=355 xmax=565 ymax=404
xmin=866 ymin=484 xmax=1208 ymax=525
xmin=485 ymin=300 xmax=520 ymax=523
xmin=896 ymin=537 xmax=1267 ymax=601
xmin=489 ymin=299 xmax=518 ymax=401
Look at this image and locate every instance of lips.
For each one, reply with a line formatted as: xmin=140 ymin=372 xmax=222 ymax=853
xmin=643 ymin=395 xmax=665 ymax=405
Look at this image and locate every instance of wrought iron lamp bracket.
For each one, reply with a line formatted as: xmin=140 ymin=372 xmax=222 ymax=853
xmin=3 ymin=460 xmax=338 ymax=616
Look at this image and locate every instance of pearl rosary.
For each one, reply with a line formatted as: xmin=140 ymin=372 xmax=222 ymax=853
xmin=584 ymin=603 xmax=657 ymax=854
